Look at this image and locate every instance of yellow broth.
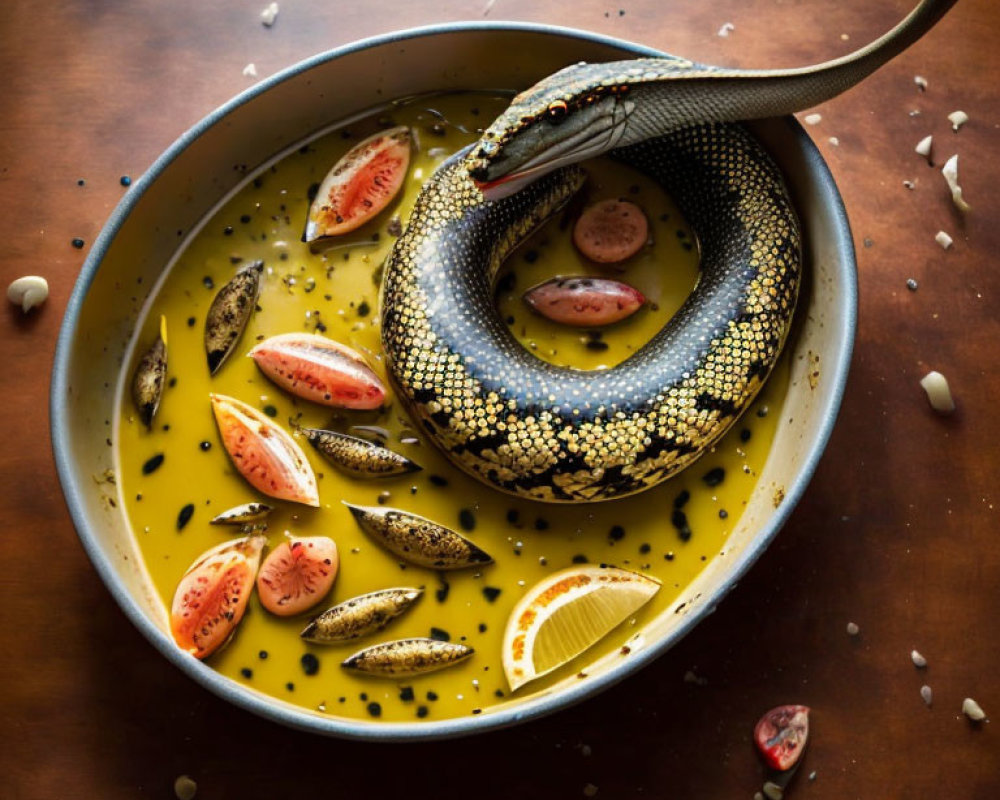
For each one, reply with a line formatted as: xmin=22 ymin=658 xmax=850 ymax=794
xmin=116 ymin=94 xmax=789 ymax=723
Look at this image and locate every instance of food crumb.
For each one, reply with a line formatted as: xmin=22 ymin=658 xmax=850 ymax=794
xmin=962 ymin=697 xmax=987 ymax=721
xmin=580 ymin=744 xmax=593 ymax=757
xmin=808 ymin=771 xmax=817 ymax=781
xmin=846 ymin=621 xmax=860 ymax=636
xmin=260 ymin=2 xmax=279 ymax=26
xmin=243 ymin=63 xmax=258 ymax=78
xmin=920 ymin=370 xmax=955 ymax=414
xmin=828 ymin=136 xmax=840 ymax=146
xmin=754 ymin=793 xmax=764 ymax=800
xmin=717 ymin=22 xmax=735 ymax=37
xmin=947 ymin=110 xmax=969 ymax=131
xmin=762 ymin=781 xmax=784 ymax=800
xmin=7 ymin=275 xmax=49 ymax=313
xmin=803 ymin=113 xmax=822 ymax=126
xmin=173 ymin=775 xmax=197 ymax=800
xmin=921 ymin=685 xmax=933 ymax=706
xmin=911 ymin=649 xmax=928 ymax=668
xmin=941 ymin=154 xmax=971 ymax=212
xmin=583 ymin=784 xmax=599 ymax=798
xmin=915 ymin=134 xmax=933 ymax=161
xmin=906 ymin=278 xmax=918 ymax=291
xmin=935 ymin=230 xmax=953 ymax=249
xmin=914 ymin=75 xmax=928 ymax=91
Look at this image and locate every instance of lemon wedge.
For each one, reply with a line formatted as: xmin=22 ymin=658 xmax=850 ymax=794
xmin=502 ymin=565 xmax=660 ymax=691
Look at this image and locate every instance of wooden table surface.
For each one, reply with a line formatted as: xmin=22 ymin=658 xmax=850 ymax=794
xmin=2 ymin=1 xmax=997 ymax=797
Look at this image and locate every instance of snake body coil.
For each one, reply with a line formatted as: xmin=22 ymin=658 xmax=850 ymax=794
xmin=380 ymin=0 xmax=954 ymax=503
xmin=382 ymin=124 xmax=798 ymax=502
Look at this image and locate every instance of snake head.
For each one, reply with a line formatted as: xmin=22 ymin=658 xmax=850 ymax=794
xmin=467 ymin=61 xmax=636 ymax=200
xmin=467 ymin=57 xmax=699 ymax=200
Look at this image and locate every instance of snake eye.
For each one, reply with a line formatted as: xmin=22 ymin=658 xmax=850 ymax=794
xmin=546 ymin=100 xmax=569 ymax=123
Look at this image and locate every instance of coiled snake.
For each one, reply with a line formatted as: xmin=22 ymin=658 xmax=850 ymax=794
xmin=380 ymin=0 xmax=955 ymax=503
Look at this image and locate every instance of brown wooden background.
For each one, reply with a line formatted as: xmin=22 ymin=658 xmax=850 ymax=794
xmin=1 ymin=1 xmax=997 ymax=797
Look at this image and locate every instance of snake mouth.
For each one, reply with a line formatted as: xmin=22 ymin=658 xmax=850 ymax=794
xmin=474 ymin=96 xmax=633 ymax=201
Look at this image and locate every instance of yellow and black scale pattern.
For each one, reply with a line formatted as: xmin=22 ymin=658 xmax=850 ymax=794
xmin=380 ymin=123 xmax=800 ymax=503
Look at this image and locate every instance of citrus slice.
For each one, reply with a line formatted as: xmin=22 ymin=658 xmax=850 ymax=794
xmin=502 ymin=565 xmax=660 ymax=691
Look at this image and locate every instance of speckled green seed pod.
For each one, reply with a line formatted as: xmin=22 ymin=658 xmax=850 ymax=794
xmin=300 ymin=587 xmax=422 ymax=644
xmin=341 ymin=638 xmax=474 ymax=676
xmin=204 ymin=260 xmax=263 ymax=375
xmin=131 ymin=315 xmax=168 ymax=428
xmin=301 ymin=428 xmax=421 ymax=478
xmin=345 ymin=504 xmax=493 ymax=570
xmin=209 ymin=502 xmax=273 ymax=525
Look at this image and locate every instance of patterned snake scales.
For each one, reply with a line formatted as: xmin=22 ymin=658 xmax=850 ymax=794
xmin=380 ymin=0 xmax=956 ymax=502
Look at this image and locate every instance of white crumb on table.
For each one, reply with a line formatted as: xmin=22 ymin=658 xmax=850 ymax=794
xmin=846 ymin=621 xmax=860 ymax=636
xmin=242 ymin=63 xmax=258 ymax=78
xmin=948 ymin=110 xmax=969 ymax=131
xmin=260 ymin=2 xmax=279 ymax=27
xmin=911 ymin=649 xmax=928 ymax=668
xmin=935 ymin=231 xmax=953 ymax=249
xmin=962 ymin=697 xmax=987 ymax=721
xmin=803 ymin=113 xmax=822 ymax=125
xmin=717 ymin=22 xmax=735 ymax=37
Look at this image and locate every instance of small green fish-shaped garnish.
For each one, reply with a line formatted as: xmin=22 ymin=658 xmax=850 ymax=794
xmin=341 ymin=638 xmax=474 ymax=677
xmin=301 ymin=427 xmax=421 ymax=478
xmin=301 ymin=587 xmax=422 ymax=644
xmin=131 ymin=315 xmax=168 ymax=427
xmin=204 ymin=260 xmax=264 ymax=375
xmin=344 ymin=503 xmax=493 ymax=570
xmin=209 ymin=502 xmax=273 ymax=526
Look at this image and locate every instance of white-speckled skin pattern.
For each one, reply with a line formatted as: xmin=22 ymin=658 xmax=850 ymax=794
xmin=381 ymin=123 xmax=799 ymax=502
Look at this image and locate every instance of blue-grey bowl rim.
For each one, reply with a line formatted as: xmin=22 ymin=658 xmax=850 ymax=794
xmin=51 ymin=20 xmax=857 ymax=742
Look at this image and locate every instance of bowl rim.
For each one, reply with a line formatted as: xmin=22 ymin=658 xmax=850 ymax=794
xmin=51 ymin=20 xmax=857 ymax=741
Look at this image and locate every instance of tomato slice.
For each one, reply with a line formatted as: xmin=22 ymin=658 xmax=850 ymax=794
xmin=754 ymin=704 xmax=810 ymax=771
xmin=257 ymin=536 xmax=339 ymax=616
xmin=303 ymin=126 xmax=411 ymax=241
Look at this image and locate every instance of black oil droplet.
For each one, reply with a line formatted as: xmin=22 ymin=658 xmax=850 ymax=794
xmin=458 ymin=508 xmax=476 ymax=531
xmin=673 ymin=489 xmax=690 ymax=509
xmin=199 ymin=441 xmax=212 ymax=451
xmin=399 ymin=687 xmax=415 ymax=702
xmin=571 ymin=554 xmax=588 ymax=564
xmin=142 ymin=453 xmax=165 ymax=475
xmin=300 ymin=653 xmax=320 ymax=675
xmin=202 ymin=276 xmax=215 ymax=290
xmin=534 ymin=517 xmax=550 ymax=531
xmin=357 ymin=300 xmax=370 ymax=317
xmin=482 ymin=587 xmax=502 ymax=603
xmin=608 ymin=525 xmax=625 ymax=541
xmin=671 ymin=509 xmax=692 ymax=542
xmin=435 ymin=576 xmax=450 ymax=603
xmin=240 ymin=667 xmax=253 ymax=679
xmin=416 ymin=705 xmax=429 ymax=718
xmin=263 ymin=405 xmax=278 ymax=418
xmin=71 ymin=238 xmax=85 ymax=249
xmin=187 ymin=316 xmax=196 ymax=327
xmin=702 ymin=467 xmax=725 ymax=487
xmin=639 ymin=543 xmax=651 ymax=554
xmin=429 ymin=474 xmax=448 ymax=487
xmin=429 ymin=627 xmax=450 ymax=642
xmin=740 ymin=428 xmax=752 ymax=443
xmin=176 ymin=503 xmax=195 ymax=531
xmin=367 ymin=702 xmax=382 ymax=717
xmin=426 ymin=691 xmax=438 ymax=701
xmin=719 ymin=509 xmax=729 ymax=519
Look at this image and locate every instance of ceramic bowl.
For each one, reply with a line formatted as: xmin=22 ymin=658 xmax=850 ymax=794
xmin=51 ymin=23 xmax=856 ymax=740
